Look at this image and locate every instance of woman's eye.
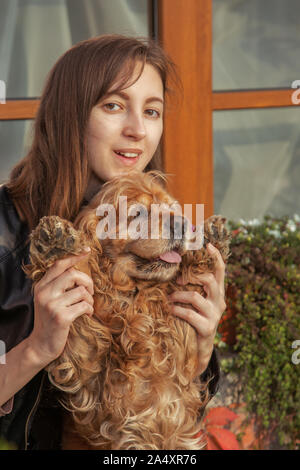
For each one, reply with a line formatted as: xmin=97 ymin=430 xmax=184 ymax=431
xmin=145 ymin=109 xmax=160 ymax=118
xmin=103 ymin=103 xmax=161 ymax=118
xmin=104 ymin=103 xmax=121 ymax=111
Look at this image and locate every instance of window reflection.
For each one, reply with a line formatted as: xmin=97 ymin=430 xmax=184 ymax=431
xmin=0 ymin=0 xmax=150 ymax=99
xmin=213 ymin=107 xmax=300 ymax=220
xmin=213 ymin=0 xmax=300 ymax=90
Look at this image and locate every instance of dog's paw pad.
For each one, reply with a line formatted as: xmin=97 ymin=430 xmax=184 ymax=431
xmin=39 ymin=227 xmax=51 ymax=243
xmin=203 ymin=215 xmax=231 ymax=260
xmin=29 ymin=215 xmax=84 ymax=264
xmin=205 ymin=215 xmax=228 ymax=241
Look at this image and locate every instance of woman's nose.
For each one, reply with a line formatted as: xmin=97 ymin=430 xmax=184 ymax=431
xmin=122 ymin=112 xmax=146 ymax=139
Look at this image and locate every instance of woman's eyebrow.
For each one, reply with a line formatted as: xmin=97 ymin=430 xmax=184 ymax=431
xmin=105 ymin=90 xmax=164 ymax=105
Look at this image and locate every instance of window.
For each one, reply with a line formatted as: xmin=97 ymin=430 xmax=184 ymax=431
xmin=158 ymin=0 xmax=300 ymax=221
xmin=0 ymin=0 xmax=151 ymax=182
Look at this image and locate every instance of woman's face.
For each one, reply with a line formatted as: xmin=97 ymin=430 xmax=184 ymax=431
xmin=85 ymin=62 xmax=164 ymax=196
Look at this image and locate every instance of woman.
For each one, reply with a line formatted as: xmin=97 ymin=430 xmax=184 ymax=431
xmin=0 ymin=34 xmax=225 ymax=449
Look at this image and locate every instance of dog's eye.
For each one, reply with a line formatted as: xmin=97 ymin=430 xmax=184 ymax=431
xmin=128 ymin=212 xmax=145 ymax=221
xmin=128 ymin=206 xmax=148 ymax=220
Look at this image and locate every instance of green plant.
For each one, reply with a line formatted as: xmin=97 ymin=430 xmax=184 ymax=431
xmin=218 ymin=214 xmax=300 ymax=450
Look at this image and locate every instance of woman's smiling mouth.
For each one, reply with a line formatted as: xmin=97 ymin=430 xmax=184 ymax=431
xmin=114 ymin=149 xmax=142 ymax=165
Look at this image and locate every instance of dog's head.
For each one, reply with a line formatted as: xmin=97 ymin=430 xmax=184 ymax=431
xmin=79 ymin=171 xmax=193 ymax=283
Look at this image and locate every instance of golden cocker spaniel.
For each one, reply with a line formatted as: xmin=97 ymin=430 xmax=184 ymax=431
xmin=24 ymin=170 xmax=231 ymax=450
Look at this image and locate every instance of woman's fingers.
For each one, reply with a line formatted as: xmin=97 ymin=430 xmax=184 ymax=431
xmin=190 ymin=272 xmax=219 ymax=300
xmin=38 ymin=250 xmax=91 ymax=288
xmin=42 ymin=269 xmax=95 ymax=323
xmin=169 ymin=303 xmax=215 ymax=337
xmin=175 ymin=272 xmax=219 ymax=303
xmin=207 ymin=244 xmax=226 ymax=296
xmin=57 ymin=267 xmax=94 ymax=297
xmin=169 ymin=290 xmax=213 ymax=319
xmin=37 ymin=253 xmax=94 ymax=297
xmin=30 ymin=250 xmax=96 ymax=363
xmin=63 ymin=285 xmax=94 ymax=309
xmin=66 ymin=300 xmax=94 ymax=322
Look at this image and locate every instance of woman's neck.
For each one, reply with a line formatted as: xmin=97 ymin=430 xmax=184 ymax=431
xmin=83 ymin=172 xmax=105 ymax=204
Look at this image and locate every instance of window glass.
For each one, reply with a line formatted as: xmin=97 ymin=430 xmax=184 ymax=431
xmin=0 ymin=0 xmax=151 ymax=99
xmin=0 ymin=120 xmax=34 ymax=183
xmin=213 ymin=107 xmax=300 ymax=221
xmin=0 ymin=0 xmax=151 ymax=177
xmin=213 ymin=0 xmax=300 ymax=90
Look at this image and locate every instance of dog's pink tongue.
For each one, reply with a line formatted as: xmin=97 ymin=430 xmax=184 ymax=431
xmin=159 ymin=250 xmax=182 ymax=263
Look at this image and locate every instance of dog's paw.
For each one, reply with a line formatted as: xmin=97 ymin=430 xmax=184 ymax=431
xmin=203 ymin=215 xmax=231 ymax=261
xmin=29 ymin=215 xmax=87 ymax=267
xmin=178 ymin=215 xmax=231 ymax=281
xmin=204 ymin=215 xmax=229 ymax=243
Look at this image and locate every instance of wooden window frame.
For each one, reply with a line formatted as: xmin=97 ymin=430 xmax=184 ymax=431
xmin=1 ymin=0 xmax=298 ymax=219
xmin=0 ymin=89 xmax=294 ymax=120
xmin=157 ymin=0 xmax=297 ymax=220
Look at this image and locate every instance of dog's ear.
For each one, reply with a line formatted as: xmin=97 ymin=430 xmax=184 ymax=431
xmin=74 ymin=207 xmax=103 ymax=254
xmin=110 ymin=262 xmax=136 ymax=291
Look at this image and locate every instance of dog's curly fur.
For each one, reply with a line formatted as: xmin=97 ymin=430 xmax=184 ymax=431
xmin=23 ymin=170 xmax=231 ymax=450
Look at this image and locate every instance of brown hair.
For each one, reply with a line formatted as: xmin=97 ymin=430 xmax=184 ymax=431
xmin=5 ymin=34 xmax=182 ymax=232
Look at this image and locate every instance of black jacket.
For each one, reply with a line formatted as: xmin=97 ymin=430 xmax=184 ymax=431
xmin=0 ymin=184 xmax=220 ymax=450
xmin=0 ymin=184 xmax=62 ymax=450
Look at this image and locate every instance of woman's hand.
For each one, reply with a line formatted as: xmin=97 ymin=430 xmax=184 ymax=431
xmin=29 ymin=251 xmax=94 ymax=366
xmin=168 ymin=243 xmax=226 ymax=376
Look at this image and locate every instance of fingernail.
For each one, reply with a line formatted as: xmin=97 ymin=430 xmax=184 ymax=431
xmin=83 ymin=246 xmax=91 ymax=252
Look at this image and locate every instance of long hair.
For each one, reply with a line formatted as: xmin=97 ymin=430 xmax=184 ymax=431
xmin=4 ymin=34 xmax=182 ymax=232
